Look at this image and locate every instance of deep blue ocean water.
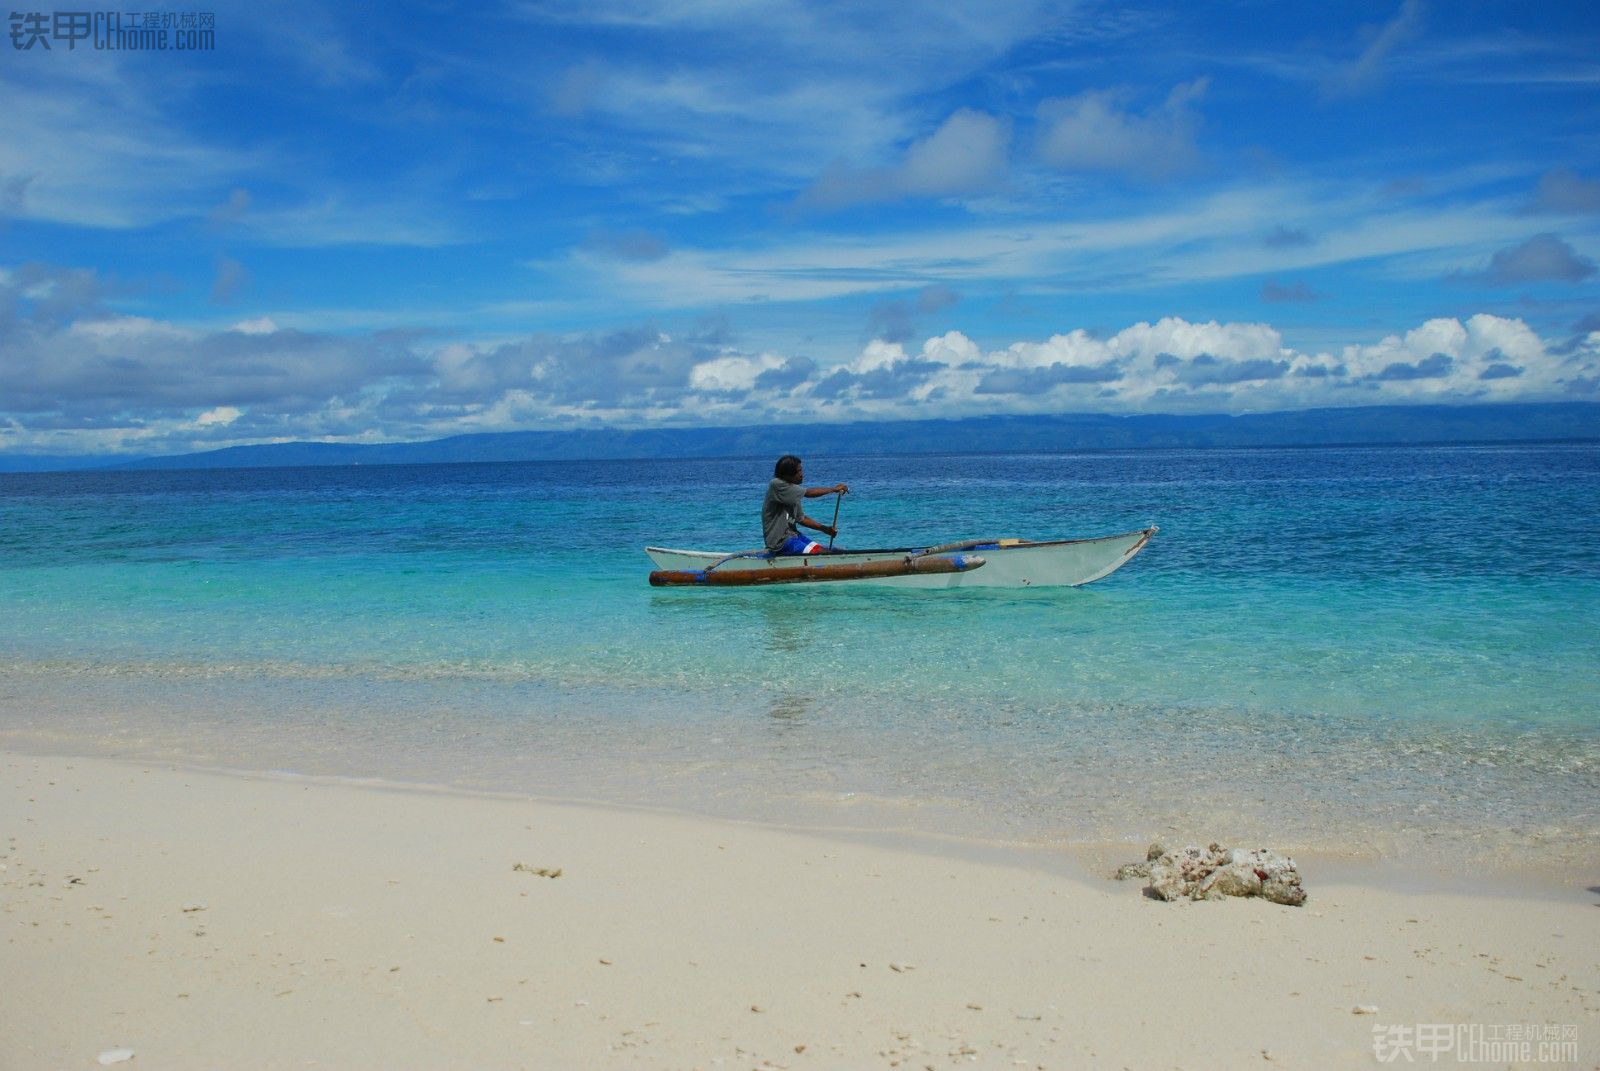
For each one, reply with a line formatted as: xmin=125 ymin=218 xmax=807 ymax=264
xmin=2 ymin=444 xmax=1597 ymax=868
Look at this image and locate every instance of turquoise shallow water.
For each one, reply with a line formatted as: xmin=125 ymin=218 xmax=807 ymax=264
xmin=2 ymin=444 xmax=1597 ymax=868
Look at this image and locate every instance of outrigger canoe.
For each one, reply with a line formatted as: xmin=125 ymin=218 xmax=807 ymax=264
xmin=646 ymin=527 xmax=1157 ymax=589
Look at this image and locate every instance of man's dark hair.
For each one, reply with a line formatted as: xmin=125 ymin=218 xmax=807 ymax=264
xmin=774 ymin=454 xmax=802 ymax=481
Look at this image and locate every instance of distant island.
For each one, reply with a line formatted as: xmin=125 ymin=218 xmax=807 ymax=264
xmin=3 ymin=402 xmax=1598 ymax=473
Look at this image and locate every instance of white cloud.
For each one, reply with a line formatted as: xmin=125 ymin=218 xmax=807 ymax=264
xmin=798 ymin=109 xmax=1011 ymax=211
xmin=849 ymin=340 xmax=910 ymax=374
xmin=230 ymin=317 xmax=280 ymax=335
xmin=577 ymin=175 xmax=1555 ymax=310
xmin=4 ymin=257 xmax=1595 ymax=453
xmin=688 ymin=352 xmax=787 ymax=392
xmin=68 ymin=316 xmax=194 ymax=342
xmin=901 ymin=110 xmax=1011 ymax=196
xmin=501 ymin=0 xmax=1064 ymax=197
xmin=237 ymin=196 xmax=465 ymax=248
xmin=0 ymin=34 xmax=456 ymax=243
xmin=921 ymin=330 xmax=983 ymax=366
xmin=1334 ymin=314 xmax=1556 ymax=399
xmin=1035 ymin=80 xmax=1208 ymax=180
xmin=791 ymin=313 xmax=1596 ymax=417
xmin=1109 ymin=317 xmax=1284 ymax=362
xmin=194 ymin=406 xmax=242 ymax=427
xmin=992 ymin=329 xmax=1105 ymax=370
xmin=0 ymin=58 xmax=253 ymax=228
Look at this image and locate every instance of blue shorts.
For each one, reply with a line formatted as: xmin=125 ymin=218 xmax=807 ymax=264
xmin=776 ymin=535 xmax=824 ymax=555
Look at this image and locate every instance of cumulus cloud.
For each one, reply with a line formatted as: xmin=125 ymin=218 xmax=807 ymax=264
xmin=1035 ymin=80 xmax=1208 ymax=180
xmin=797 ymin=109 xmax=1009 ymax=211
xmin=1461 ymin=233 xmax=1597 ymax=286
xmin=829 ymin=313 xmax=1593 ymax=412
xmin=1330 ymin=314 xmax=1560 ymax=401
xmin=959 ymin=318 xmax=1289 ymax=407
xmin=810 ymin=339 xmax=949 ymax=401
xmin=0 ymin=266 xmax=428 ymax=428
xmin=427 ymin=325 xmax=725 ymax=408
xmin=689 ymin=352 xmax=790 ymax=394
xmin=3 ymin=261 xmax=1597 ymax=454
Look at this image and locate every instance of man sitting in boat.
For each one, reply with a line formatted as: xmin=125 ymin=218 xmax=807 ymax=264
xmin=763 ymin=454 xmax=848 ymax=555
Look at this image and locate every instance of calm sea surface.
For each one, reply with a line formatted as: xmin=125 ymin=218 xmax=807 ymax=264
xmin=2 ymin=444 xmax=1597 ymax=869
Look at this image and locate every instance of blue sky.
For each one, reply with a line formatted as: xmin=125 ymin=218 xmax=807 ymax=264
xmin=2 ymin=0 xmax=1599 ymax=456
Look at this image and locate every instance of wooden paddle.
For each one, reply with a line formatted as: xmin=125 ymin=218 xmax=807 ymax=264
xmin=828 ymin=489 xmax=843 ymax=549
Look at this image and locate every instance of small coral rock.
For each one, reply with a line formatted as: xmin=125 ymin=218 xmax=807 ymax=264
xmin=1122 ymin=843 xmax=1307 ymax=906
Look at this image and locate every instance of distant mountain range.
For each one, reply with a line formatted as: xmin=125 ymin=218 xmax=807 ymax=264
xmin=2 ymin=403 xmax=1597 ymax=473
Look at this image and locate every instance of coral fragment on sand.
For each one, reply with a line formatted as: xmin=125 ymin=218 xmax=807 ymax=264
xmin=1123 ymin=843 xmax=1307 ymax=906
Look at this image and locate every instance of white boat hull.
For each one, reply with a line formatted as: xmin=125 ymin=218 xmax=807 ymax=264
xmin=644 ymin=527 xmax=1157 ymax=589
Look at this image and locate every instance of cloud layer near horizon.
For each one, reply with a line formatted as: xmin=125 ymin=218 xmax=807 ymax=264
xmin=3 ymin=265 xmax=1596 ymax=457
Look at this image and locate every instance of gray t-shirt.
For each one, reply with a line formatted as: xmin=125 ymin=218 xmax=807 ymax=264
xmin=762 ymin=478 xmax=804 ymax=551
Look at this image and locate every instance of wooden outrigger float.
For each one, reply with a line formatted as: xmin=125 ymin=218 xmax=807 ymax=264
xmin=645 ymin=527 xmax=1157 ymax=590
xmin=649 ymin=552 xmax=986 ymax=587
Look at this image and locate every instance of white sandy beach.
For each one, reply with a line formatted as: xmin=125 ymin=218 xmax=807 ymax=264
xmin=2 ymin=749 xmax=1595 ymax=1070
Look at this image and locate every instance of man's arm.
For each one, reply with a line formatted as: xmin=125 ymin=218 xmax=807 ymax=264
xmin=796 ymin=512 xmax=835 ymax=538
xmin=796 ymin=484 xmax=846 ymax=538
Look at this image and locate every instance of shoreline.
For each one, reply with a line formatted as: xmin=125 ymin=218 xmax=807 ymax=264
xmin=5 ymin=747 xmax=1597 ymax=1069
xmin=3 ymin=731 xmax=1596 ymax=904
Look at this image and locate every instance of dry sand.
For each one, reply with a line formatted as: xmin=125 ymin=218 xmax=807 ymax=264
xmin=2 ymin=749 xmax=1595 ymax=1069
